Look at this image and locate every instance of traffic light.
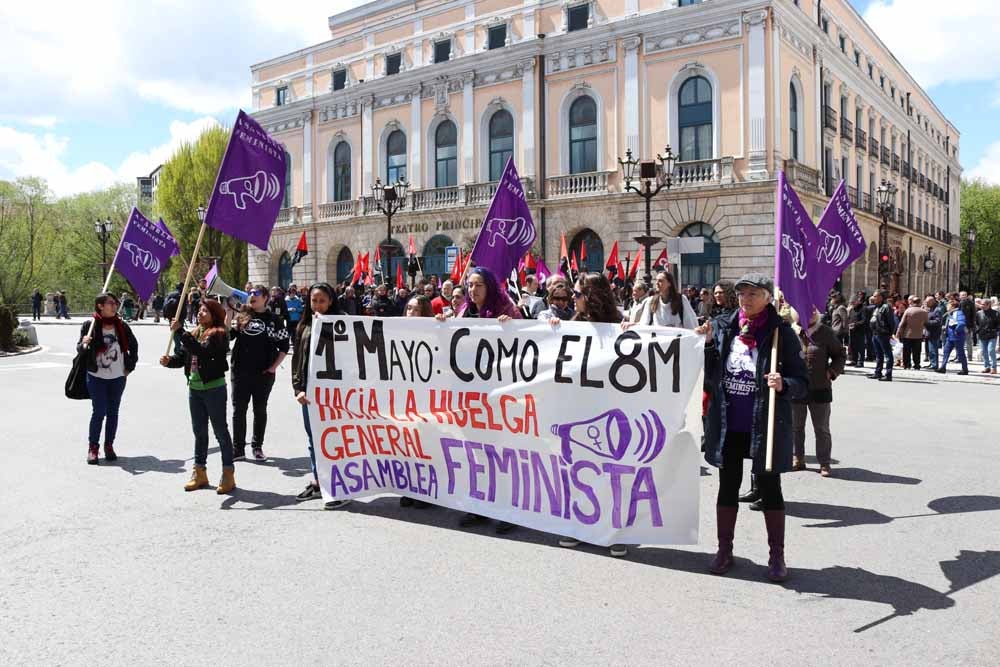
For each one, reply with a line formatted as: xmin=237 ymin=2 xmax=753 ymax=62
xmin=879 ymin=252 xmax=890 ymax=276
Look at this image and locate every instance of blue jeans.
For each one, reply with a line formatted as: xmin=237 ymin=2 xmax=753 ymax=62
xmin=942 ymin=338 xmax=968 ymax=373
xmin=302 ymin=403 xmax=318 ymax=480
xmin=86 ymin=374 xmax=127 ymax=445
xmin=873 ymin=334 xmax=894 ymax=379
xmin=982 ymin=337 xmax=997 ymax=370
xmin=926 ymin=337 xmax=940 ymax=370
xmin=189 ymin=385 xmax=234 ymax=468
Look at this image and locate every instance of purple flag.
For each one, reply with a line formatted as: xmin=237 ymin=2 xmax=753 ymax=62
xmin=814 ymin=180 xmax=867 ymax=306
xmin=113 ymin=208 xmax=175 ymax=301
xmin=535 ymin=258 xmax=554 ymax=285
xmin=775 ymin=171 xmax=822 ymax=323
xmin=156 ymin=218 xmax=181 ymax=257
xmin=204 ymin=110 xmax=287 ymax=251
xmin=470 ymin=158 xmax=536 ymax=281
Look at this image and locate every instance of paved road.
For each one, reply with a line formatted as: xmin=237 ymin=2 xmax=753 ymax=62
xmin=2 ymin=324 xmax=998 ymax=665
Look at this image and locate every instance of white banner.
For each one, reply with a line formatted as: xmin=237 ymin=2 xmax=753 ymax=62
xmin=308 ymin=316 xmax=704 ymax=545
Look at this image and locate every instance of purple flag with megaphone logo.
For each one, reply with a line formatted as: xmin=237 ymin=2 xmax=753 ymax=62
xmin=113 ymin=208 xmax=176 ymax=301
xmin=156 ymin=218 xmax=181 ymax=257
xmin=775 ymin=171 xmax=822 ymax=323
xmin=204 ymin=110 xmax=287 ymax=251
xmin=813 ymin=180 xmax=867 ymax=309
xmin=469 ymin=157 xmax=536 ymax=282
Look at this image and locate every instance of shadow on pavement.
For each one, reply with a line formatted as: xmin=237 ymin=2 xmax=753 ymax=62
xmin=109 ymin=455 xmax=187 ymax=476
xmin=269 ymin=455 xmax=313 ymax=478
xmin=219 ymin=487 xmax=305 ymax=510
xmin=784 ymin=501 xmax=893 ymax=528
xmin=830 ymin=467 xmax=922 ymax=485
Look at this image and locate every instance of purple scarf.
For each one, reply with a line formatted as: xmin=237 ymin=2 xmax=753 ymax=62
xmin=737 ymin=308 xmax=768 ymax=350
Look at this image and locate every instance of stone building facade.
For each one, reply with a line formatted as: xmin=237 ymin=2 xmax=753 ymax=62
xmin=248 ymin=0 xmax=961 ymax=297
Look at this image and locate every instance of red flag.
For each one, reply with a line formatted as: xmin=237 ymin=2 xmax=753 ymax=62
xmin=627 ymin=249 xmax=640 ymax=281
xmin=396 ymin=263 xmax=404 ymax=290
xmin=559 ymin=233 xmax=568 ymax=262
xmin=571 ymin=250 xmax=579 ymax=273
xmin=374 ymin=245 xmax=381 ymax=262
xmin=450 ymin=248 xmax=463 ymax=283
xmin=362 ymin=251 xmax=370 ymax=275
xmin=350 ymin=254 xmax=362 ymax=285
xmin=524 ymin=252 xmax=537 ymax=271
xmin=579 ymin=241 xmax=587 ymax=264
xmin=652 ymin=247 xmax=669 ymax=271
xmin=408 ymin=236 xmax=416 ymax=257
xmin=605 ymin=240 xmax=620 ymax=278
xmin=291 ymin=231 xmax=308 ymax=267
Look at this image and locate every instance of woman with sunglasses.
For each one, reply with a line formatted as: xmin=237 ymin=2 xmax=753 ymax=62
xmin=160 ymin=300 xmax=237 ymax=494
xmin=551 ymin=274 xmax=629 ymax=557
xmin=538 ymin=284 xmax=574 ymax=321
xmin=227 ymin=284 xmax=290 ymax=463
xmin=292 ymin=283 xmax=350 ymax=509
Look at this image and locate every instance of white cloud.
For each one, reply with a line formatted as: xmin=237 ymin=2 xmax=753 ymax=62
xmin=0 ymin=117 xmax=220 ymax=196
xmin=967 ymin=141 xmax=1000 ymax=185
xmin=864 ymin=1 xmax=1000 ymax=89
xmin=137 ymin=81 xmax=251 ymax=115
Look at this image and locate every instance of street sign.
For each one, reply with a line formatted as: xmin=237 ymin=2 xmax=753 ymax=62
xmin=444 ymin=245 xmax=459 ymax=272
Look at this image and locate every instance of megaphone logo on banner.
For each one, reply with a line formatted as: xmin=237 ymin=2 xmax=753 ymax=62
xmin=122 ymin=242 xmax=161 ymax=274
xmin=219 ymin=170 xmax=281 ymax=210
xmin=483 ymin=216 xmax=535 ymax=248
xmin=206 ymin=272 xmax=249 ymax=307
xmin=551 ymin=408 xmax=666 ymax=465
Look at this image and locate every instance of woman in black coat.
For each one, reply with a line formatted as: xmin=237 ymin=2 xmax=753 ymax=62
xmin=702 ymin=274 xmax=807 ymax=582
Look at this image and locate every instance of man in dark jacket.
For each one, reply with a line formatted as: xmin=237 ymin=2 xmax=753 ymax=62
xmin=371 ymin=284 xmax=399 ymax=317
xmin=163 ymin=283 xmax=185 ymax=322
xmin=975 ymin=299 xmax=999 ymax=374
xmin=868 ymin=290 xmax=895 ymax=381
xmin=960 ymin=291 xmax=977 ymax=363
xmin=896 ymin=295 xmax=929 ymax=370
xmin=338 ymin=286 xmax=359 ymax=315
xmin=792 ymin=310 xmax=846 ymax=476
xmin=847 ymin=292 xmax=869 ymax=367
xmin=924 ymin=296 xmax=943 ymax=371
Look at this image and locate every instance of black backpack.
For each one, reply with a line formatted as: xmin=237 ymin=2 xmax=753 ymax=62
xmin=163 ymin=294 xmax=180 ymax=320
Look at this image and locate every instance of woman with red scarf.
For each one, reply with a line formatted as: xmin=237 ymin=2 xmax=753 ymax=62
xmin=76 ymin=293 xmax=139 ymax=464
xmin=702 ymin=274 xmax=807 ymax=582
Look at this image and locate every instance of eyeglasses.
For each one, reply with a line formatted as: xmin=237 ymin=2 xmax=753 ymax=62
xmin=250 ymin=289 xmax=267 ymax=297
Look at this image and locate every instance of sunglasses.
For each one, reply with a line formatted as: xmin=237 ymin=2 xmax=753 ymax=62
xmin=250 ymin=289 xmax=267 ymax=297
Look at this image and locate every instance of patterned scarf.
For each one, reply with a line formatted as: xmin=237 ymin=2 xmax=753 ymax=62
xmin=92 ymin=313 xmax=128 ymax=356
xmin=737 ymin=308 xmax=768 ymax=350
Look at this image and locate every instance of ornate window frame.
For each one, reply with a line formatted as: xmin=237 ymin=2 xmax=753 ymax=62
xmin=667 ymin=62 xmax=721 ymax=162
xmin=558 ymin=82 xmax=604 ymax=175
xmin=325 ymin=131 xmax=354 ymax=202
xmin=478 ymin=98 xmax=517 ymax=182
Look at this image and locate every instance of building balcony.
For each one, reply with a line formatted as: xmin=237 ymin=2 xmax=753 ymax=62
xmin=823 ymin=106 xmax=838 ymax=132
xmin=881 ymin=147 xmax=891 ymax=166
xmin=783 ymin=160 xmax=821 ymax=193
xmin=908 ymin=212 xmax=914 ymax=228
xmin=671 ymin=157 xmax=735 ymax=188
xmin=412 ymin=185 xmax=460 ymax=210
xmin=855 ymin=128 xmax=867 ymax=151
xmin=275 ymin=207 xmax=299 ymax=226
xmin=547 ymin=171 xmax=614 ymax=199
xmin=318 ymin=200 xmax=358 ymax=220
xmin=911 ymin=166 xmax=919 ymax=180
xmin=892 ymin=155 xmax=900 ymax=172
xmin=919 ymin=174 xmax=927 ymax=189
xmin=840 ymin=117 xmax=854 ymax=141
xmin=465 ymin=178 xmax=536 ymax=206
xmin=870 ymin=138 xmax=880 ymax=156
xmin=863 ymin=192 xmax=872 ymax=212
xmin=902 ymin=160 xmax=910 ymax=178
xmin=897 ymin=208 xmax=905 ymax=225
xmin=848 ymin=185 xmax=858 ymax=207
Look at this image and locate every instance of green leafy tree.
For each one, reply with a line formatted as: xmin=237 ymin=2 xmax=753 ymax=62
xmin=960 ymin=179 xmax=1000 ymax=294
xmin=0 ymin=178 xmax=59 ymax=307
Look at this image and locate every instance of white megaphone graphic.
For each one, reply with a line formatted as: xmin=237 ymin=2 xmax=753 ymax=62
xmin=781 ymin=233 xmax=807 ymax=280
xmin=204 ymin=263 xmax=248 ymax=306
xmin=122 ymin=242 xmax=161 ymax=274
xmin=551 ymin=408 xmax=666 ymax=465
xmin=817 ymin=229 xmax=850 ymax=266
xmin=218 ymin=170 xmax=281 ymax=210
xmin=482 ymin=216 xmax=535 ymax=248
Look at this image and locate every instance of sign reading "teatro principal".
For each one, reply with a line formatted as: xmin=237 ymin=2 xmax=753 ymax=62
xmin=391 ymin=218 xmax=483 ymax=235
xmin=306 ymin=316 xmax=705 ymax=546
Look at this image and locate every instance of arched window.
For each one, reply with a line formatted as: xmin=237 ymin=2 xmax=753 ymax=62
xmin=379 ymin=238 xmax=406 ymax=277
xmin=488 ymin=110 xmax=514 ymax=181
xmin=334 ymin=247 xmax=354 ymax=284
xmin=333 ymin=142 xmax=351 ymax=202
xmin=435 ymin=121 xmax=458 ymax=187
xmin=278 ymin=251 xmax=292 ymax=290
xmin=283 ymin=150 xmax=292 ymax=208
xmin=569 ymin=228 xmax=604 ymax=274
xmin=569 ymin=96 xmax=598 ymax=174
xmin=678 ymin=222 xmax=720 ymax=288
xmin=386 ymin=130 xmax=407 ymax=183
xmin=678 ymin=76 xmax=712 ymax=161
xmin=789 ymin=82 xmax=799 ymax=160
xmin=421 ymin=234 xmax=455 ymax=277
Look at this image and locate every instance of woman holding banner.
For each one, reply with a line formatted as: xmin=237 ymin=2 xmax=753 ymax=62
xmin=633 ymin=270 xmax=698 ymax=329
xmin=398 ymin=294 xmax=434 ymax=509
xmin=292 ymin=283 xmax=350 ymax=509
xmin=439 ymin=266 xmax=520 ymax=533
xmin=702 ymin=273 xmax=807 ymax=582
xmin=77 ymin=293 xmax=139 ymax=464
xmin=159 ymin=300 xmax=237 ymax=494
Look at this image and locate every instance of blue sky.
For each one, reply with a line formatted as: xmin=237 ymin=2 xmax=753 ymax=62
xmin=0 ymin=0 xmax=997 ymax=196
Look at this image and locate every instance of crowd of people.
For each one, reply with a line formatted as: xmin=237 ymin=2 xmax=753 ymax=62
xmin=71 ymin=262 xmax=999 ymax=582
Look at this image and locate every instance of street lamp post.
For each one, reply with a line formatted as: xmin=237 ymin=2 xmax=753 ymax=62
xmin=875 ymin=180 xmax=897 ymax=291
xmin=371 ymin=177 xmax=410 ymax=284
xmin=965 ymin=227 xmax=977 ymax=292
xmin=618 ymin=146 xmax=676 ymax=286
xmin=94 ymin=217 xmax=114 ymax=282
xmin=196 ymin=206 xmax=217 ymax=269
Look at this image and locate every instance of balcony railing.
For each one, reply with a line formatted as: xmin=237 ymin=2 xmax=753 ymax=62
xmin=464 ymin=178 xmax=536 ymax=206
xmin=275 ymin=207 xmax=297 ymax=225
xmin=902 ymin=160 xmax=910 ymax=177
xmin=881 ymin=147 xmax=891 ymax=166
xmin=848 ymin=185 xmax=858 ymax=207
xmin=318 ymin=200 xmax=357 ymax=220
xmin=823 ymin=106 xmax=838 ymax=132
xmin=547 ymin=171 xmax=612 ymax=198
xmin=783 ymin=160 xmax=820 ymax=193
xmin=863 ymin=192 xmax=872 ymax=212
xmin=870 ymin=138 xmax=880 ymax=156
xmin=911 ymin=166 xmax=918 ymax=180
xmin=919 ymin=174 xmax=927 ymax=189
xmin=908 ymin=212 xmax=914 ymax=228
xmin=412 ymin=186 xmax=460 ymax=210
xmin=896 ymin=207 xmax=905 ymax=224
xmin=892 ymin=155 xmax=900 ymax=172
xmin=671 ymin=157 xmax=735 ymax=188
xmin=840 ymin=117 xmax=854 ymax=141
xmin=855 ymin=128 xmax=867 ymax=151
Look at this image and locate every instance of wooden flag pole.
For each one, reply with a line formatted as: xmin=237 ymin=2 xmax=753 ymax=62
xmin=163 ymin=221 xmax=209 ymax=357
xmin=82 ymin=223 xmax=128 ymax=349
xmin=764 ymin=326 xmax=780 ymax=472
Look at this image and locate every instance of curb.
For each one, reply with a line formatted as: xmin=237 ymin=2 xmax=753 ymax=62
xmin=842 ymin=366 xmax=999 ymax=386
xmin=0 ymin=345 xmax=42 ymax=358
xmin=28 ymin=319 xmax=168 ymax=327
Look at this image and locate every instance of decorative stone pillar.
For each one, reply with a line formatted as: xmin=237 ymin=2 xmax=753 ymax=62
xmin=462 ymin=71 xmax=475 ymax=185
xmin=362 ymin=95 xmax=374 ymax=191
xmin=410 ymin=85 xmax=423 ymax=189
xmin=745 ymin=10 xmax=769 ymax=180
xmin=622 ymin=35 xmax=641 ymax=155
xmin=520 ymin=58 xmax=536 ymax=180
xmin=302 ymin=110 xmax=313 ymax=222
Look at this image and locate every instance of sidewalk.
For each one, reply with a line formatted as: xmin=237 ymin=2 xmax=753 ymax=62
xmin=841 ymin=357 xmax=1000 ymax=386
xmin=27 ymin=317 xmax=167 ymax=327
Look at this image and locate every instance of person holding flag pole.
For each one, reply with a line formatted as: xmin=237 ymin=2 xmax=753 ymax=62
xmin=700 ymin=172 xmax=809 ymax=583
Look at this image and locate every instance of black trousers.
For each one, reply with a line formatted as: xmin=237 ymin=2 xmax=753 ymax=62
xmin=231 ymin=373 xmax=275 ymax=449
xmin=849 ymin=328 xmax=867 ymax=364
xmin=717 ymin=431 xmax=784 ymax=510
xmin=902 ymin=338 xmax=923 ymax=369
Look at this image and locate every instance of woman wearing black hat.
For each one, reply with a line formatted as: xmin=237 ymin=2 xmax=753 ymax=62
xmin=700 ymin=273 xmax=808 ymax=582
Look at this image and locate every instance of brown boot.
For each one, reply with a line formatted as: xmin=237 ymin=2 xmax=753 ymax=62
xmin=184 ymin=466 xmax=209 ymax=492
xmin=216 ymin=468 xmax=236 ymax=494
xmin=763 ymin=510 xmax=788 ymax=582
xmin=87 ymin=443 xmax=99 ymax=465
xmin=709 ymin=506 xmax=738 ymax=574
xmin=103 ymin=442 xmax=117 ymax=462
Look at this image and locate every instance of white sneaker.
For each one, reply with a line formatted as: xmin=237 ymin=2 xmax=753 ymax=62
xmin=558 ymin=537 xmax=581 ymax=548
xmin=324 ymin=499 xmax=352 ymax=510
xmin=609 ymin=544 xmax=629 ymax=558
